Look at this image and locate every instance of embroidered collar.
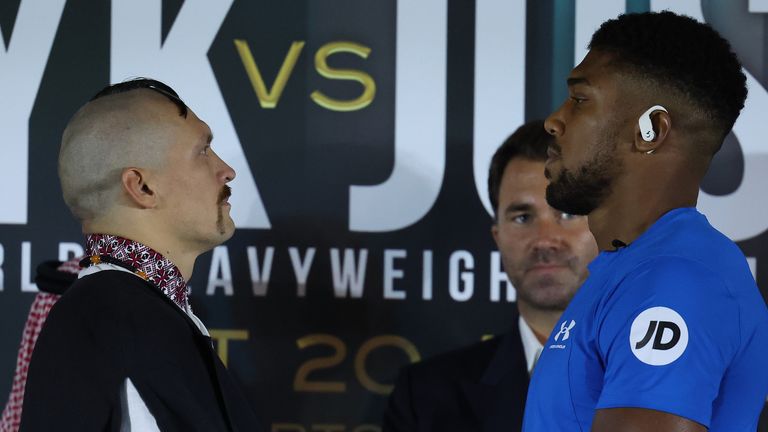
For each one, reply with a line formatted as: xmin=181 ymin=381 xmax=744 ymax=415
xmin=83 ymin=234 xmax=190 ymax=311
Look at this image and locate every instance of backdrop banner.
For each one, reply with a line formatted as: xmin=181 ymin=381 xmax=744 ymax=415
xmin=1 ymin=1 xmax=766 ymax=430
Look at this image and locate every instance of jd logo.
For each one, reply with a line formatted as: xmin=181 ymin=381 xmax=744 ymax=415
xmin=554 ymin=320 xmax=576 ymax=342
xmin=630 ymin=307 xmax=689 ymax=366
xmin=635 ymin=320 xmax=680 ymax=350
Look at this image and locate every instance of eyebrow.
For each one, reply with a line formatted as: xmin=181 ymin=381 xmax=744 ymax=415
xmin=206 ymin=133 xmax=213 ymax=144
xmin=567 ymin=77 xmax=591 ymax=87
xmin=503 ymin=203 xmax=534 ymax=215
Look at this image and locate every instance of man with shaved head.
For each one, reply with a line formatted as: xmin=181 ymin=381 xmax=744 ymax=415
xmin=20 ymin=79 xmax=263 ymax=431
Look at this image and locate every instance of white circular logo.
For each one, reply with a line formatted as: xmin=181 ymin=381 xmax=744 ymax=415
xmin=629 ymin=307 xmax=688 ymax=366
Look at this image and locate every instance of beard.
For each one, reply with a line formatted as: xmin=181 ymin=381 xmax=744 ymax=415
xmin=511 ymin=248 xmax=582 ymax=311
xmin=546 ymin=141 xmax=621 ymax=216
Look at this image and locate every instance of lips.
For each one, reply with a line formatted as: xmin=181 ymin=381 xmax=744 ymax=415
xmin=218 ymin=185 xmax=232 ymax=206
xmin=528 ymin=263 xmax=567 ymax=272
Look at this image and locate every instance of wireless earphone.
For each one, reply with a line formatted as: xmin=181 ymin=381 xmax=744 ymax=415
xmin=638 ymin=105 xmax=667 ymax=142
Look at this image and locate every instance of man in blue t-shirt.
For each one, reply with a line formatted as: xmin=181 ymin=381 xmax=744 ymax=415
xmin=523 ymin=11 xmax=768 ymax=432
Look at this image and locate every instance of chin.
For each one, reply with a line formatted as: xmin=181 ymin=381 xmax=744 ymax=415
xmin=219 ymin=220 xmax=236 ymax=240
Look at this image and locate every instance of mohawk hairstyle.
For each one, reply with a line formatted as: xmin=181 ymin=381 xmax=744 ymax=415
xmin=90 ymin=77 xmax=188 ymax=118
xmin=487 ymin=120 xmax=552 ymax=218
xmin=589 ymin=11 xmax=746 ymax=148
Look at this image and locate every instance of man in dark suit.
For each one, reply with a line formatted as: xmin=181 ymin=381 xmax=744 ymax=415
xmin=383 ymin=120 xmax=598 ymax=432
xmin=20 ymin=79 xmax=262 ymax=431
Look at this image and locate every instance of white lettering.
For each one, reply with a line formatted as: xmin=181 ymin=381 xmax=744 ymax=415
xmin=111 ymin=0 xmax=270 ymax=229
xmin=0 ymin=0 xmax=67 ymax=224
xmin=21 ymin=241 xmax=37 ymax=292
xmin=490 ymin=251 xmax=515 ymax=302
xmin=348 ymin=0 xmax=447 ymax=231
xmin=749 ymin=0 xmax=768 ymax=12
xmin=449 ymin=250 xmax=474 ymax=301
xmin=289 ymin=247 xmax=316 ymax=297
xmin=422 ymin=250 xmax=433 ymax=300
xmin=206 ymin=246 xmax=233 ymax=296
xmin=330 ymin=248 xmax=368 ymax=298
xmin=58 ymin=242 xmax=84 ymax=262
xmin=247 ymin=246 xmax=274 ymax=296
xmin=474 ymin=0 xmax=526 ymax=216
xmin=383 ymin=249 xmax=407 ymax=300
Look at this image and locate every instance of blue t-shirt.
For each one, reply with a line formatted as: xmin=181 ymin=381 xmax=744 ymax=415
xmin=523 ymin=208 xmax=768 ymax=431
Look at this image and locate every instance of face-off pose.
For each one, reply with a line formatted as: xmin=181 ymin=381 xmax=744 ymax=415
xmin=383 ymin=121 xmax=597 ymax=432
xmin=20 ymin=79 xmax=263 ymax=431
xmin=523 ymin=12 xmax=768 ymax=432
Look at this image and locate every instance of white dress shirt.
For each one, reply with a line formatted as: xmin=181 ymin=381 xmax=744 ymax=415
xmin=518 ymin=315 xmax=544 ymax=374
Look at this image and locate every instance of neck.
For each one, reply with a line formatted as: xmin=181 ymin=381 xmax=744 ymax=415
xmin=84 ymin=222 xmax=197 ymax=280
xmin=518 ymin=301 xmax=562 ymax=344
xmin=587 ymin=166 xmax=700 ymax=251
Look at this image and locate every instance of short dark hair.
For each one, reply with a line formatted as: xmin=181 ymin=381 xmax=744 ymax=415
xmin=589 ymin=11 xmax=746 ymax=148
xmin=487 ymin=120 xmax=551 ymax=217
xmin=90 ymin=77 xmax=188 ymax=117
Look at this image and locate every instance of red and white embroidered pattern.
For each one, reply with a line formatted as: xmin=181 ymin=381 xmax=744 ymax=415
xmin=85 ymin=233 xmax=190 ymax=311
xmin=0 ymin=259 xmax=77 ymax=432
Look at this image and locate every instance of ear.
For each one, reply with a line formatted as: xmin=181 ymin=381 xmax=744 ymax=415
xmin=121 ymin=168 xmax=158 ymax=209
xmin=491 ymin=222 xmax=500 ymax=246
xmin=634 ymin=108 xmax=671 ymax=154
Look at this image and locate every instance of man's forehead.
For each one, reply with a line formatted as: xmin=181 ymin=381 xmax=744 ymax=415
xmin=501 ymin=158 xmax=547 ymax=187
xmin=568 ymin=50 xmax=617 ymax=84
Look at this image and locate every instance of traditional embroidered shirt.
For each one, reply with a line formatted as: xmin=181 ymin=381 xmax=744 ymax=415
xmin=84 ymin=233 xmax=191 ymax=311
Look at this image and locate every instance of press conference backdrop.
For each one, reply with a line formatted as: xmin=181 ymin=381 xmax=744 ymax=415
xmin=1 ymin=0 xmax=767 ymax=429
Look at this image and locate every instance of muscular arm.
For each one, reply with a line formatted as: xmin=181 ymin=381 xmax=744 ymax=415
xmin=592 ymin=408 xmax=707 ymax=432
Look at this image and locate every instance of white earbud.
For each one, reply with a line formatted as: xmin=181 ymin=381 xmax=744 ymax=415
xmin=638 ymin=105 xmax=668 ymax=142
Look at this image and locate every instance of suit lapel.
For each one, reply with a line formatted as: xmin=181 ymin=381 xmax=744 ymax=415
xmin=461 ymin=317 xmax=530 ymax=431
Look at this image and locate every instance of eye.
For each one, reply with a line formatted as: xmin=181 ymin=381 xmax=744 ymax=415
xmin=200 ymin=145 xmax=210 ymax=155
xmin=569 ymin=96 xmax=587 ymax=105
xmin=510 ymin=213 xmax=531 ymax=224
xmin=560 ymin=212 xmax=579 ymax=221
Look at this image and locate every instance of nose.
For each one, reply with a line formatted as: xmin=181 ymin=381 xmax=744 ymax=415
xmin=544 ymin=104 xmax=565 ymax=137
xmin=213 ymin=150 xmax=236 ymax=182
xmin=222 ymin=161 xmax=236 ymax=183
xmin=531 ymin=216 xmax=566 ymax=252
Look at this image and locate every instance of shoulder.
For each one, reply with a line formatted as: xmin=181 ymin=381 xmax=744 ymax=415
xmin=610 ymin=255 xmax=734 ymax=308
xmin=402 ymin=337 xmax=504 ymax=386
xmin=50 ymin=271 xmax=187 ymax=336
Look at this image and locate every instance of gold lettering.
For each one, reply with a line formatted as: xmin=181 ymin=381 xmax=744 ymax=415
xmin=294 ymin=334 xmax=347 ymax=392
xmin=209 ymin=329 xmax=249 ymax=367
xmin=311 ymin=41 xmax=376 ymax=112
xmin=354 ymin=335 xmax=420 ymax=395
xmin=235 ymin=39 xmax=305 ymax=109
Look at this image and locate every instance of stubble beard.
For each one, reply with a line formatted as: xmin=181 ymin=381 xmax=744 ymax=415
xmin=545 ymin=135 xmax=621 ymax=216
xmin=512 ymin=249 xmax=580 ymax=312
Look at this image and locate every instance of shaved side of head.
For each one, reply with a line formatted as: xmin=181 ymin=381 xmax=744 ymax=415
xmin=59 ymin=87 xmax=186 ymax=223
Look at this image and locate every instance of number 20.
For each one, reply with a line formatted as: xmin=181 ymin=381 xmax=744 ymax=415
xmin=293 ymin=334 xmax=420 ymax=395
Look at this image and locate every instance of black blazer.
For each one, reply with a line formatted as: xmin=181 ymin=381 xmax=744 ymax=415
xmin=383 ymin=310 xmax=529 ymax=432
xmin=20 ymin=270 xmax=263 ymax=432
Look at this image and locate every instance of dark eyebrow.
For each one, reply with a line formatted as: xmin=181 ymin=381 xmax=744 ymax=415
xmin=207 ymin=133 xmax=213 ymax=144
xmin=504 ymin=203 xmax=534 ymax=215
xmin=567 ymin=77 xmax=590 ymax=87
